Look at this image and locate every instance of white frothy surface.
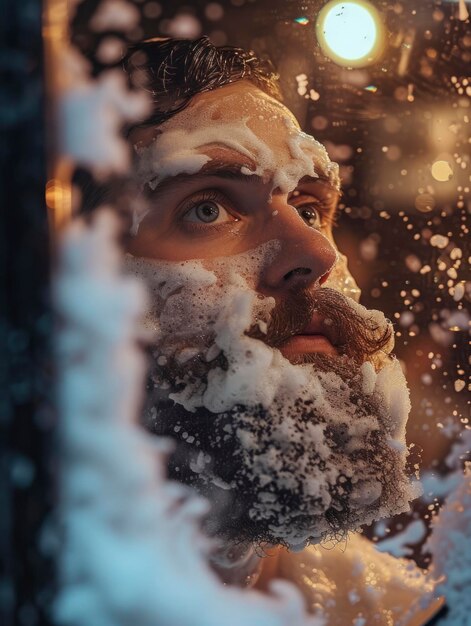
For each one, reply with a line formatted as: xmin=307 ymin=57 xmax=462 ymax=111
xmin=424 ymin=431 xmax=471 ymax=626
xmin=125 ymin=243 xmax=418 ymax=548
xmin=132 ymin=89 xmax=340 ymax=233
xmin=55 ymin=212 xmax=326 ymax=626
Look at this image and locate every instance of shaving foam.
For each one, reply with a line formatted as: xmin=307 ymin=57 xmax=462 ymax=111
xmin=132 ymin=89 xmax=340 ymax=233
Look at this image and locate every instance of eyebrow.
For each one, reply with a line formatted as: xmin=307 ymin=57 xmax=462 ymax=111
xmin=146 ymin=158 xmax=339 ymax=201
xmin=147 ymin=159 xmax=262 ymax=197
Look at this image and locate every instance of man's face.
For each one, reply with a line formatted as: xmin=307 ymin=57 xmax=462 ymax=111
xmin=128 ymin=81 xmax=358 ymax=360
xmin=126 ymin=81 xmax=416 ymax=550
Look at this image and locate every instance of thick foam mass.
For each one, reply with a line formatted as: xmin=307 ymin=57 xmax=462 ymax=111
xmin=126 ymin=244 xmax=418 ymax=548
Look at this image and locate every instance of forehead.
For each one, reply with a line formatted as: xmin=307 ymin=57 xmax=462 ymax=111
xmin=181 ymin=81 xmax=301 ymax=136
xmin=132 ymin=81 xmax=340 ymax=193
xmin=132 ymin=81 xmax=300 ymax=146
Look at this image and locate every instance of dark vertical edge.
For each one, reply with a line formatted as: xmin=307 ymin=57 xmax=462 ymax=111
xmin=0 ymin=0 xmax=56 ymax=625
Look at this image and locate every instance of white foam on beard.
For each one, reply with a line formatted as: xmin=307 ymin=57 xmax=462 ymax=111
xmin=233 ymin=358 xmax=415 ymax=549
xmin=132 ymin=92 xmax=340 ymax=232
xmin=125 ymin=244 xmax=418 ymax=548
xmin=125 ymin=241 xmax=284 ymax=409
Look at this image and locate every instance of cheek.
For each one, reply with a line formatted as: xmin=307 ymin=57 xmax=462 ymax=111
xmin=126 ymin=224 xmax=191 ymax=261
xmin=127 ymin=224 xmax=251 ymax=262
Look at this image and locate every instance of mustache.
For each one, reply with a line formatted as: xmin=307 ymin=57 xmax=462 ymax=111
xmin=249 ymin=287 xmax=393 ymax=364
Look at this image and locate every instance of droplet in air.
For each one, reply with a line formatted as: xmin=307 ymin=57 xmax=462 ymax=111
xmin=452 ymin=283 xmax=465 ymax=301
xmin=415 ymin=193 xmax=435 ymax=213
xmin=430 ymin=234 xmax=449 ymax=249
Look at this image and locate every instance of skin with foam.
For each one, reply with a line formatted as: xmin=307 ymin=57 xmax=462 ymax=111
xmin=127 ymin=81 xmax=415 ymax=583
xmin=126 ymin=246 xmax=416 ymax=553
xmin=130 ymin=82 xmax=359 ymax=299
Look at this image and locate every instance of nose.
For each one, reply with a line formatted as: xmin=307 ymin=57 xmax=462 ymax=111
xmin=259 ymin=200 xmax=338 ymax=296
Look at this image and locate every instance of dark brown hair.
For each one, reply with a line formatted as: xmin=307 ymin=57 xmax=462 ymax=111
xmin=123 ymin=36 xmax=282 ymax=130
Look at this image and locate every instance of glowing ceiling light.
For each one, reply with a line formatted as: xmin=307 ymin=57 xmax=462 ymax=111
xmin=316 ymin=0 xmax=384 ymax=67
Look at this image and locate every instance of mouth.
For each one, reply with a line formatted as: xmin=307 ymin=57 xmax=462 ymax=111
xmin=278 ymin=314 xmax=339 ymax=360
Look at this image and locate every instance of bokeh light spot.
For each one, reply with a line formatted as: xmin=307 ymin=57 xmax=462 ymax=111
xmin=415 ymin=193 xmax=435 ymax=213
xmin=316 ymin=0 xmax=384 ymax=67
xmin=431 ymin=160 xmax=454 ymax=182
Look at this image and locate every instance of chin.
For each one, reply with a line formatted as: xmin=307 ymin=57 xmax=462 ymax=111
xmin=146 ymin=352 xmax=417 ymax=551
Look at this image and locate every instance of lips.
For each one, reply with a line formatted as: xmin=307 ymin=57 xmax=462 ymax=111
xmin=279 ymin=313 xmax=339 ymax=359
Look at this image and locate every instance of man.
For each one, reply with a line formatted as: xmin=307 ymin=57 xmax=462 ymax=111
xmin=123 ymin=37 xmax=443 ymax=624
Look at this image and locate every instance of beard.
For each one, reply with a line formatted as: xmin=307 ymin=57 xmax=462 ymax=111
xmin=126 ymin=246 xmax=418 ymax=550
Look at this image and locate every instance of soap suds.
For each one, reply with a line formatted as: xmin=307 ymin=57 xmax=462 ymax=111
xmin=132 ymin=90 xmax=340 ymax=232
xmin=125 ymin=243 xmax=418 ymax=549
xmin=55 ymin=212 xmax=328 ymax=626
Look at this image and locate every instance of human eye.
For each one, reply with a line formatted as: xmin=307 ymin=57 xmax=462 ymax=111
xmin=289 ymin=193 xmax=325 ymax=230
xmin=296 ymin=203 xmax=323 ymax=229
xmin=289 ymin=185 xmax=338 ymax=230
xmin=181 ymin=190 xmax=239 ymax=228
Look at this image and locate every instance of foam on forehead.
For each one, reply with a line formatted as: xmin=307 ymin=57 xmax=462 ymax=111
xmin=134 ymin=88 xmax=340 ymax=196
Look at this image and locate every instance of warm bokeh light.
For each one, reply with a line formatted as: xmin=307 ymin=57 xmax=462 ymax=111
xmin=45 ymin=172 xmax=73 ymax=229
xmin=431 ymin=159 xmax=454 ymax=182
xmin=316 ymin=0 xmax=384 ymax=67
